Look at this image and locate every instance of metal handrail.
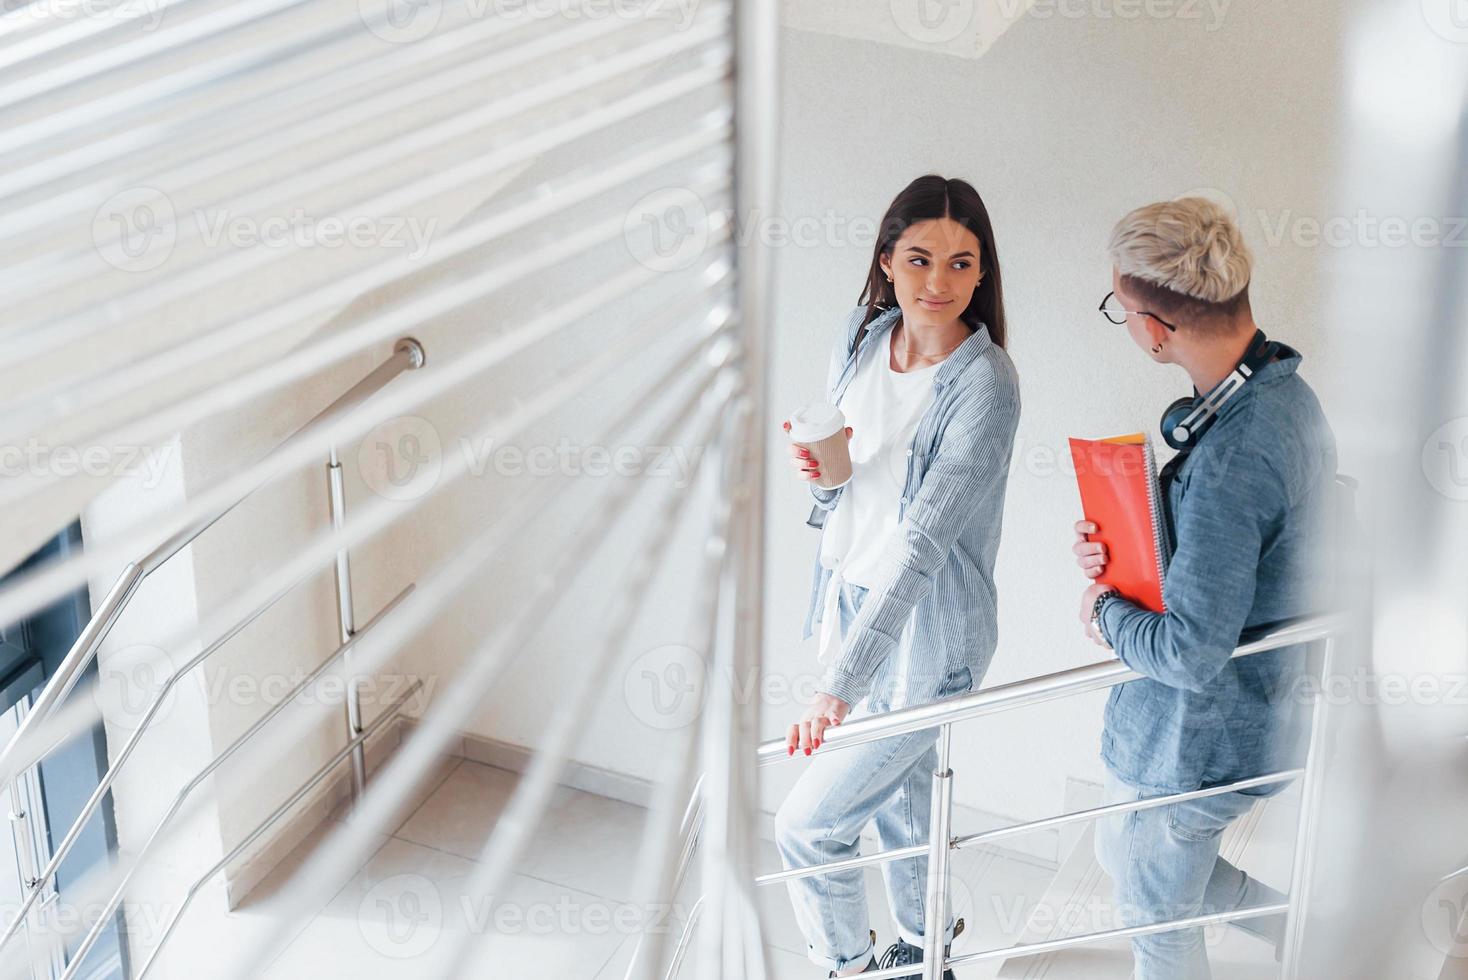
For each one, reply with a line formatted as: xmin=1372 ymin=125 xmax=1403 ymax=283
xmin=4 ymin=293 xmax=734 ymax=980
xmin=664 ymin=894 xmax=706 ymax=980
xmin=950 ymin=767 xmax=1304 ymax=851
xmin=754 ymin=613 xmax=1344 ymax=767
xmin=756 ymin=769 xmax=1304 ymax=887
xmin=134 ymin=679 xmax=424 ymax=979
xmin=648 ymin=613 xmax=1347 ymax=980
xmin=0 ymin=572 xmax=309 ymax=951
xmin=945 ymin=902 xmax=1293 ymax=973
xmin=0 ymin=338 xmax=424 ymax=789
xmin=210 ymin=363 xmax=744 ymax=980
xmin=14 ymin=287 xmax=734 ymax=979
xmin=51 ymin=582 xmax=417 ymax=978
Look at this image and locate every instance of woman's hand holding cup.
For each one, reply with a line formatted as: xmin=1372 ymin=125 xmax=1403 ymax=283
xmin=782 ymin=419 xmax=853 ymax=483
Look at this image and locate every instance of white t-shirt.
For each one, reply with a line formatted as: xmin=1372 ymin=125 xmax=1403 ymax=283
xmin=815 ymin=327 xmax=938 ymax=663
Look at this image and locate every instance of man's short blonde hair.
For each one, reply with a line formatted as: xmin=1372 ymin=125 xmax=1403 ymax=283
xmin=1109 ymin=198 xmax=1252 ymax=310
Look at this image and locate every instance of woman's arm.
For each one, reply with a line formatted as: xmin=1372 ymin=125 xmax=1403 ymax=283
xmin=806 ymin=306 xmax=868 ymax=512
xmin=819 ymin=360 xmax=1021 ymax=706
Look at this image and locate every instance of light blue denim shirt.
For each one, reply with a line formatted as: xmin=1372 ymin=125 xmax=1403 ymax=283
xmin=801 ymin=305 xmax=1021 ymax=707
xmin=1098 ymin=345 xmax=1339 ymax=793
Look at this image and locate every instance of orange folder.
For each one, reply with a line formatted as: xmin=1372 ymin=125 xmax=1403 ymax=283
xmin=1067 ymin=433 xmax=1171 ymax=613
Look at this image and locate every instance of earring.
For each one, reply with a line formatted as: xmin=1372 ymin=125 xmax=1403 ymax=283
xmin=1151 ymin=343 xmax=1163 ymax=354
xmin=886 ymin=275 xmax=893 ymax=282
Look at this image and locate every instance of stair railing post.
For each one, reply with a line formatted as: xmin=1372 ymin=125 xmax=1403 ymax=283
xmin=326 ymin=446 xmax=366 ymax=803
xmin=1280 ymin=634 xmax=1337 ymax=977
xmin=922 ymin=722 xmax=955 ymax=979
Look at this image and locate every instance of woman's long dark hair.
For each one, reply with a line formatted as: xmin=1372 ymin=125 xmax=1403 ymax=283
xmin=857 ymin=174 xmax=1007 ymax=351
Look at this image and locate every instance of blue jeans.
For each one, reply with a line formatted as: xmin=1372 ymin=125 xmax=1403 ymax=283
xmin=775 ymin=580 xmax=974 ymax=972
xmin=1093 ymin=768 xmax=1288 ymax=979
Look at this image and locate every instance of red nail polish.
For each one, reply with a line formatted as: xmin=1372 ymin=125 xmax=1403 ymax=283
xmin=804 ymin=747 xmax=811 ymax=755
xmin=788 ymin=746 xmax=794 ymax=756
xmin=813 ymin=740 xmax=820 ymax=749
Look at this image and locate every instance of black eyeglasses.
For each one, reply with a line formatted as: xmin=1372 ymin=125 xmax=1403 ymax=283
xmin=1098 ymin=291 xmax=1178 ymax=332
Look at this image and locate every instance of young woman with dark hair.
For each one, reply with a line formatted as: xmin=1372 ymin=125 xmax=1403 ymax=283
xmin=775 ymin=174 xmax=1021 ymax=977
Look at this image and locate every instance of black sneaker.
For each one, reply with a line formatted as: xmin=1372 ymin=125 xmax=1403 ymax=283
xmin=875 ymin=918 xmax=963 ymax=980
xmin=827 ymin=929 xmax=878 ymax=977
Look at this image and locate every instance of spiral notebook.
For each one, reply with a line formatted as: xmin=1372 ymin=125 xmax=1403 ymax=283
xmin=1067 ymin=432 xmax=1171 ymax=613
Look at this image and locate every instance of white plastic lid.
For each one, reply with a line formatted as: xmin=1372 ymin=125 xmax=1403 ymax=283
xmin=787 ymin=401 xmax=845 ymax=442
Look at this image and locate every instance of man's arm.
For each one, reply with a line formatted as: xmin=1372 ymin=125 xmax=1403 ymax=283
xmin=820 ymin=366 xmax=1020 ymax=705
xmin=1100 ymin=439 xmax=1285 ymax=693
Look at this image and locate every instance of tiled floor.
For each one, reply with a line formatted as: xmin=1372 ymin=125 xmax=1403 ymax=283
xmin=240 ymin=756 xmax=1061 ymax=979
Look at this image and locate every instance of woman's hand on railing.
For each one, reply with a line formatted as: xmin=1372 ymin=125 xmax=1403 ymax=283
xmin=787 ymin=693 xmax=850 ymax=756
xmin=781 ymin=419 xmax=853 ymax=484
xmin=1072 ymin=519 xmax=1107 ymax=577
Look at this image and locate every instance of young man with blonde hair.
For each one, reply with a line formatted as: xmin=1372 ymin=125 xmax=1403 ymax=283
xmin=1072 ymin=198 xmax=1337 ymax=979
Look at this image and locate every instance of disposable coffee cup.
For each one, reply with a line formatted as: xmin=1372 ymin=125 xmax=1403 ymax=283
xmin=787 ymin=402 xmax=852 ymax=490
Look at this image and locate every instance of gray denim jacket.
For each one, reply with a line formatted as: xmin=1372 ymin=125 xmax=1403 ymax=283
xmin=1098 ymin=346 xmax=1339 ymax=793
xmin=801 ymin=305 xmax=1021 ymax=707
